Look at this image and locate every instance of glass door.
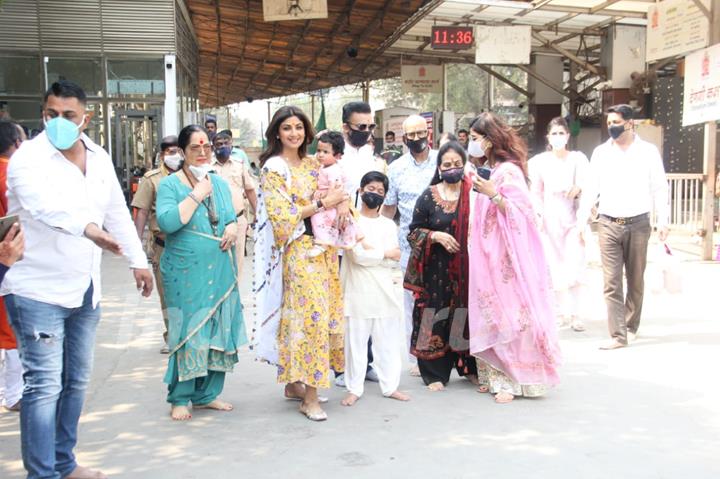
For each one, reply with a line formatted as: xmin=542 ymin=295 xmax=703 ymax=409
xmin=112 ymin=106 xmax=162 ymax=203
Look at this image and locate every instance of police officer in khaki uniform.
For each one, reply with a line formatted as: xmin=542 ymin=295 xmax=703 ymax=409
xmin=131 ymin=135 xmax=181 ymax=353
xmin=211 ymin=131 xmax=257 ymax=279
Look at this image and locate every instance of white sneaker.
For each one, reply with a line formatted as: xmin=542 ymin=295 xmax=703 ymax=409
xmin=334 ymin=373 xmax=346 ymax=388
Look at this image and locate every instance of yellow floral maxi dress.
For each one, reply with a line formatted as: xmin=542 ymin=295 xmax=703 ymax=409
xmin=260 ymin=156 xmax=344 ymax=388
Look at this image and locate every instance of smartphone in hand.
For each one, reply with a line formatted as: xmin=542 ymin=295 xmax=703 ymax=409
xmin=477 ymin=166 xmax=492 ymax=180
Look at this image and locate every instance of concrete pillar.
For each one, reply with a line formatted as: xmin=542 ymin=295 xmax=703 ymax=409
xmin=528 ymin=54 xmax=564 ymax=153
xmin=163 ymin=54 xmax=178 ymax=136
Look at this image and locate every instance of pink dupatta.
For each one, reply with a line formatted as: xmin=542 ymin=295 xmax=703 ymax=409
xmin=468 ymin=161 xmax=561 ymax=386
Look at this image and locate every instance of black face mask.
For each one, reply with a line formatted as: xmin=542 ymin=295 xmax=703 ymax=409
xmin=608 ymin=123 xmax=627 ymax=140
xmin=361 ymin=191 xmax=384 ymax=209
xmin=440 ymin=167 xmax=464 ymax=184
xmin=348 ymin=128 xmax=372 ymax=148
xmin=405 ymin=137 xmax=428 ymax=155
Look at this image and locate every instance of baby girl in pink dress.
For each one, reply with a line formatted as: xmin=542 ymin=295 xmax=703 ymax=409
xmin=308 ymin=131 xmax=362 ymax=257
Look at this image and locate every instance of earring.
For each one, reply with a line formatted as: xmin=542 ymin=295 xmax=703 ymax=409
xmin=276 ymin=136 xmax=280 ymax=139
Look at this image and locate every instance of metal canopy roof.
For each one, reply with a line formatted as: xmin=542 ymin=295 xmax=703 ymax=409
xmin=388 ymin=0 xmax=652 ymax=67
xmin=188 ymin=0 xmax=656 ymax=107
xmin=187 ymin=0 xmax=428 ymax=107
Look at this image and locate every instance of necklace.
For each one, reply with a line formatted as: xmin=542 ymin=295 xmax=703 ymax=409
xmin=432 ymin=184 xmax=459 ymax=214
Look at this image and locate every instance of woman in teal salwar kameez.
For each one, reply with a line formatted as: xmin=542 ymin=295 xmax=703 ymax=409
xmin=156 ymin=125 xmax=246 ymax=421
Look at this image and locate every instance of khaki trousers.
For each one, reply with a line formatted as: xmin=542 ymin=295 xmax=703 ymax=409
xmin=150 ymin=241 xmax=170 ymax=343
xmin=597 ymin=216 xmax=651 ymax=344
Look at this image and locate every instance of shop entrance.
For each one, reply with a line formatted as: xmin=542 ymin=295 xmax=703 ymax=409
xmin=112 ymin=107 xmax=162 ymax=203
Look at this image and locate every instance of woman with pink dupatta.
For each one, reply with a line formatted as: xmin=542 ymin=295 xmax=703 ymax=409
xmin=466 ymin=112 xmax=562 ymax=404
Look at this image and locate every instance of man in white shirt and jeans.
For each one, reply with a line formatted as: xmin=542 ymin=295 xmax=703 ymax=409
xmin=1 ymin=81 xmax=153 ymax=479
xmin=577 ymin=104 xmax=669 ymax=350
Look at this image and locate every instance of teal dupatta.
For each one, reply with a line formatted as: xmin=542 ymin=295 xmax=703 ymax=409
xmin=156 ymin=173 xmax=247 ymax=383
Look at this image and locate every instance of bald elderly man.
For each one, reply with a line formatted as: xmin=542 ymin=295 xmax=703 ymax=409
xmin=381 ymin=115 xmax=438 ymax=373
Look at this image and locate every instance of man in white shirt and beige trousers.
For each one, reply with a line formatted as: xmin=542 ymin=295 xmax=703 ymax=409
xmin=1 ymin=81 xmax=153 ymax=479
xmin=577 ymin=104 xmax=669 ymax=350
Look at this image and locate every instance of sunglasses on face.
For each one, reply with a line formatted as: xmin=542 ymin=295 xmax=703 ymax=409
xmin=349 ymin=123 xmax=376 ymax=132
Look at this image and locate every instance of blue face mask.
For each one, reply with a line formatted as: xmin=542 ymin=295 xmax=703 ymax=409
xmin=45 ymin=116 xmax=84 ymax=150
xmin=215 ymin=145 xmax=232 ymax=159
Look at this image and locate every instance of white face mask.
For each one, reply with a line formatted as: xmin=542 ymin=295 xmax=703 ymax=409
xmin=548 ymin=134 xmax=569 ymax=151
xmin=163 ymin=153 xmax=182 ymax=171
xmin=468 ymin=139 xmax=485 ymax=158
xmin=188 ymin=164 xmax=213 ymax=180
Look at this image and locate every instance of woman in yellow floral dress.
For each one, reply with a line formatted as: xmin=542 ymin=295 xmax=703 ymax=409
xmin=252 ymin=106 xmax=350 ymax=421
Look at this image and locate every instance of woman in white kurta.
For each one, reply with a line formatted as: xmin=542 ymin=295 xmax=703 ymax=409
xmin=339 ymin=171 xmax=409 ymax=406
xmin=529 ymin=117 xmax=590 ymax=332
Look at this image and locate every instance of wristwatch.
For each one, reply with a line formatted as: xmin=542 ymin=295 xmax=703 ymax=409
xmin=315 ymin=199 xmax=325 ymax=212
xmin=490 ymin=193 xmax=503 ymax=205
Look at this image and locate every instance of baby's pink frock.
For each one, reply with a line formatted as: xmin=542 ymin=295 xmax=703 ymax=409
xmin=310 ymin=163 xmax=361 ymax=248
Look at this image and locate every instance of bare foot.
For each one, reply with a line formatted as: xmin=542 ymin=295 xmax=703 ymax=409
xmin=409 ymin=365 xmax=421 ymax=377
xmin=466 ymin=374 xmax=480 ymax=386
xmin=341 ymin=393 xmax=360 ymax=406
xmin=67 ymin=465 xmax=108 ymax=479
xmin=170 ymin=405 xmax=192 ymax=421
xmin=495 ymin=392 xmax=514 ymax=404
xmin=387 ymin=390 xmax=410 ymax=401
xmin=194 ymin=399 xmax=233 ymax=411
xmin=477 ymin=385 xmax=489 ymax=394
xmin=427 ymin=382 xmax=445 ymax=391
xmin=284 ymin=382 xmax=306 ymax=400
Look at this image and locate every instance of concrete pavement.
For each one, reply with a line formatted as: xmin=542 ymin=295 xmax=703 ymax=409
xmin=1 ymin=236 xmax=719 ymax=479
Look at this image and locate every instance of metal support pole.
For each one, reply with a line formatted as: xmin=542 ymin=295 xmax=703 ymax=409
xmin=362 ymin=81 xmax=370 ymax=103
xmin=700 ymin=0 xmax=719 ymax=259
xmin=442 ymin=63 xmax=448 ymax=112
xmin=311 ymin=94 xmax=316 ymax=125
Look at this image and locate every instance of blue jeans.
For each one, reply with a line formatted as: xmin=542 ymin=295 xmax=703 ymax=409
xmin=5 ymin=284 xmax=100 ymax=479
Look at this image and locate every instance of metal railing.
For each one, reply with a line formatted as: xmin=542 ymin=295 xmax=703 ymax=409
xmin=666 ymin=174 xmax=705 ymax=231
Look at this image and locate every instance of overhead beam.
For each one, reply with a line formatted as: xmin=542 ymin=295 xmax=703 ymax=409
xmin=691 ymin=0 xmax=712 ymax=19
xmin=514 ymin=0 xmax=553 ymax=18
xmin=288 ymin=0 xmax=357 ymax=91
xmin=590 ymin=0 xmax=624 ymax=14
xmin=263 ymin=19 xmax=313 ymax=92
xmin=242 ymin=23 xmax=279 ymax=98
xmin=532 ymin=31 xmax=602 ymax=76
xmin=222 ymin=1 xmax=252 ymax=104
xmin=535 ymin=4 xmax=646 ymax=18
xmin=322 ymin=0 xmax=393 ymax=79
xmin=516 ymin=64 xmax=574 ymax=99
xmin=425 ymin=16 xmax=603 ymax=36
xmin=345 ymin=0 xmax=444 ymax=79
xmin=544 ymin=12 xmax=580 ymax=30
xmin=476 ymin=65 xmax=532 ymax=98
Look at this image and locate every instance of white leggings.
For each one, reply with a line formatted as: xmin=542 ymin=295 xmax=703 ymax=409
xmin=556 ymin=285 xmax=582 ymax=318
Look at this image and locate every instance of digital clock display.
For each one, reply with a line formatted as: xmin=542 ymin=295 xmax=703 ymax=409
xmin=431 ymin=26 xmax=474 ymax=50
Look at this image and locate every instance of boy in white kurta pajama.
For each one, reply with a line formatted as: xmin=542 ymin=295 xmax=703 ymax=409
xmin=340 ymin=171 xmax=409 ymax=406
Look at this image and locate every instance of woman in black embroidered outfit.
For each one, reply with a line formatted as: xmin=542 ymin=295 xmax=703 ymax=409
xmin=404 ymin=141 xmax=478 ymax=391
